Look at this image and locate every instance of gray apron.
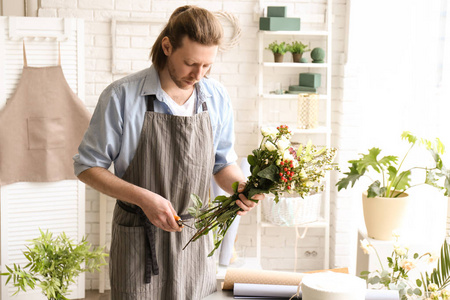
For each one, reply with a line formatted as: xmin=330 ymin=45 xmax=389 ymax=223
xmin=110 ymin=94 xmax=217 ymax=299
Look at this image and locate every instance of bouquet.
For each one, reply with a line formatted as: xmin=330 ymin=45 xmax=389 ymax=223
xmin=360 ymin=235 xmax=450 ymax=300
xmin=183 ymin=125 xmax=338 ymax=256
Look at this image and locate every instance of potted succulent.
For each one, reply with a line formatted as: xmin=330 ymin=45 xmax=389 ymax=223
xmin=286 ymin=41 xmax=310 ymax=63
xmin=266 ymin=41 xmax=288 ymax=63
xmin=336 ymin=131 xmax=449 ymax=240
xmin=1 ymin=229 xmax=108 ymax=300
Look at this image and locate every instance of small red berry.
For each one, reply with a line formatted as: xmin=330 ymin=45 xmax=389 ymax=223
xmin=289 ymin=177 xmax=292 ymax=181
xmin=284 ymin=167 xmax=288 ymax=172
xmin=280 ymin=161 xmax=284 ymax=166
xmin=287 ymin=186 xmax=291 ymax=190
xmin=279 ymin=172 xmax=283 ymax=177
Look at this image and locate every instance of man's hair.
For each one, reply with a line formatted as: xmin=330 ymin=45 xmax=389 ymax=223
xmin=150 ymin=5 xmax=223 ymax=72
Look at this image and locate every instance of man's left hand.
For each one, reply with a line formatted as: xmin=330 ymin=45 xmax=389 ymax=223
xmin=235 ymin=182 xmax=264 ymax=216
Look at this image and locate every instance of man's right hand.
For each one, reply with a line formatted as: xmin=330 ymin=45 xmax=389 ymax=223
xmin=78 ymin=167 xmax=182 ymax=232
xmin=140 ymin=190 xmax=182 ymax=232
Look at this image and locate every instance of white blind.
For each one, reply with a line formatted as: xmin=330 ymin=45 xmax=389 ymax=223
xmin=0 ymin=17 xmax=86 ymax=300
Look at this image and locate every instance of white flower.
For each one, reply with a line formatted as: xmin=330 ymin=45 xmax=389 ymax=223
xmin=428 ymin=283 xmax=439 ymax=292
xmin=394 ymin=246 xmax=407 ymax=257
xmin=360 ymin=239 xmax=373 ymax=255
xmin=282 ymin=150 xmax=295 ymax=162
xmin=264 ymin=141 xmax=277 ymax=151
xmin=276 ymin=137 xmax=290 ymax=151
xmin=261 ymin=127 xmax=278 ymax=139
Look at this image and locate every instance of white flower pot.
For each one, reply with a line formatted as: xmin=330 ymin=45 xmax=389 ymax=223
xmin=362 ymin=191 xmax=409 ymax=240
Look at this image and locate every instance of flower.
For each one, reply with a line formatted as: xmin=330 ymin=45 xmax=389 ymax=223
xmin=261 ymin=127 xmax=278 ymax=139
xmin=394 ymin=246 xmax=408 ymax=257
xmin=429 ymin=283 xmax=439 ymax=292
xmin=276 ymin=137 xmax=290 ymax=151
xmin=399 ymin=259 xmax=416 ymax=271
xmin=361 ymin=236 xmax=450 ymax=300
xmin=360 ymin=239 xmax=373 ymax=255
xmin=264 ymin=141 xmax=277 ymax=151
xmin=184 ymin=125 xmax=338 ymax=256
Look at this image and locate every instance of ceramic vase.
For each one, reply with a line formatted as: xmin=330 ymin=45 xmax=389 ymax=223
xmin=362 ymin=191 xmax=409 ymax=240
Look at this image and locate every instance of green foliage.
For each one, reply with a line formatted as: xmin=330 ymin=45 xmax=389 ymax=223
xmin=286 ymin=41 xmax=310 ymax=54
xmin=1 ymin=229 xmax=108 ymax=300
xmin=420 ymin=239 xmax=450 ymax=294
xmin=266 ymin=41 xmax=288 ymax=54
xmin=336 ymin=131 xmax=450 ymax=198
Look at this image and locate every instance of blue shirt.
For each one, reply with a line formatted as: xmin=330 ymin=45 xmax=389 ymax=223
xmin=73 ymin=65 xmax=238 ymax=178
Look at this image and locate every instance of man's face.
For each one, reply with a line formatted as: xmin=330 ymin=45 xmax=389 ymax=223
xmin=164 ymin=36 xmax=218 ymax=90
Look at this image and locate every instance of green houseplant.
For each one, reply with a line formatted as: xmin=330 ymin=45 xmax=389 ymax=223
xmin=286 ymin=41 xmax=310 ymax=62
xmin=336 ymin=131 xmax=449 ymax=240
xmin=266 ymin=41 xmax=287 ymax=63
xmin=1 ymin=229 xmax=108 ymax=300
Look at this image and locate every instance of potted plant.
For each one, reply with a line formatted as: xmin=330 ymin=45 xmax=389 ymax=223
xmin=286 ymin=41 xmax=310 ymax=62
xmin=336 ymin=131 xmax=449 ymax=240
xmin=266 ymin=41 xmax=287 ymax=63
xmin=1 ymin=229 xmax=108 ymax=300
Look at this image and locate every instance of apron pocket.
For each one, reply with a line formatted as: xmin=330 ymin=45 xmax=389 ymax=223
xmin=27 ymin=117 xmax=65 ymax=149
xmin=110 ymin=223 xmax=161 ymax=294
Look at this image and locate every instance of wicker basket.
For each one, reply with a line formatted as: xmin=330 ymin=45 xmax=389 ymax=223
xmin=297 ymin=93 xmax=319 ymax=129
xmin=262 ymin=193 xmax=322 ymax=226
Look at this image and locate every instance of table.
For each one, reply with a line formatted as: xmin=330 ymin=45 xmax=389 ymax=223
xmin=202 ymin=289 xmax=289 ymax=300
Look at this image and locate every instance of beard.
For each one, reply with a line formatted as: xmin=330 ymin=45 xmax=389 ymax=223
xmin=167 ymin=58 xmax=196 ymax=90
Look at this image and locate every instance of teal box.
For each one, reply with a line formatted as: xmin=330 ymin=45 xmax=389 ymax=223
xmin=288 ymin=85 xmax=317 ymax=93
xmin=259 ymin=17 xmax=301 ymax=31
xmin=299 ymin=73 xmax=321 ymax=88
xmin=267 ymin=6 xmax=287 ymax=18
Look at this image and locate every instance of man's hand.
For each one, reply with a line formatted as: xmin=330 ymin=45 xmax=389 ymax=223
xmin=77 ymin=167 xmax=181 ymax=233
xmin=140 ymin=191 xmax=182 ymax=232
xmin=235 ymin=182 xmax=264 ymax=216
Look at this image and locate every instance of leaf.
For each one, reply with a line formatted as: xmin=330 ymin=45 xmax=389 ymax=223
xmin=367 ymin=180 xmax=386 ymax=198
xmin=392 ymin=170 xmax=411 ymax=192
xmin=214 ymin=195 xmax=229 ymax=202
xmin=232 ymin=181 xmax=239 ymax=193
xmin=257 ymin=164 xmax=279 ymax=182
xmin=336 ymin=163 xmax=365 ymax=191
xmin=190 ymin=194 xmax=202 ymax=208
xmin=247 ymin=188 xmax=267 ymax=199
xmin=401 ymin=131 xmax=418 ymax=145
xmin=247 ymin=155 xmax=256 ymax=166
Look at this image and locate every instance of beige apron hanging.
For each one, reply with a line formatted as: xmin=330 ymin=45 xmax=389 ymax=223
xmin=109 ymin=95 xmax=217 ymax=300
xmin=0 ymin=42 xmax=91 ymax=185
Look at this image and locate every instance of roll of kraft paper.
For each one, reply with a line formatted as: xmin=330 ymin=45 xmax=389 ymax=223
xmin=233 ymin=283 xmax=399 ymax=299
xmin=222 ymin=268 xmax=349 ymax=290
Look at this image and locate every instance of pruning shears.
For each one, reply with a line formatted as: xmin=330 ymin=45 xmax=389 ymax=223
xmin=174 ymin=215 xmax=195 ymax=229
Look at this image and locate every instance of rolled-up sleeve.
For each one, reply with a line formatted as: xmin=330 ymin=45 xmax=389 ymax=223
xmin=73 ymin=86 xmax=123 ymax=176
xmin=212 ymin=86 xmax=238 ymax=175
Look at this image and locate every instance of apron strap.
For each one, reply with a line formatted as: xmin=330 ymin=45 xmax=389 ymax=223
xmin=145 ymin=94 xmax=209 ymax=112
xmin=146 ymin=95 xmax=156 ymax=112
xmin=22 ymin=40 xmax=28 ymax=67
xmin=116 ymin=200 xmax=159 ymax=283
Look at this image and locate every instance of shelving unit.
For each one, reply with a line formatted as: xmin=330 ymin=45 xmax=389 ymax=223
xmin=256 ymin=0 xmax=333 ymax=270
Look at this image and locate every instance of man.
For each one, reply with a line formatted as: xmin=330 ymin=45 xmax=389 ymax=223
xmin=74 ymin=5 xmax=262 ymax=299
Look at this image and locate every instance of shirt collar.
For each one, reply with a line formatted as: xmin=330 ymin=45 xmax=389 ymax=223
xmin=140 ymin=65 xmax=212 ymax=105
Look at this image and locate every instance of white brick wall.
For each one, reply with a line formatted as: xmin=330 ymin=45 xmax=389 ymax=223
xmin=36 ymin=0 xmax=354 ymax=289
